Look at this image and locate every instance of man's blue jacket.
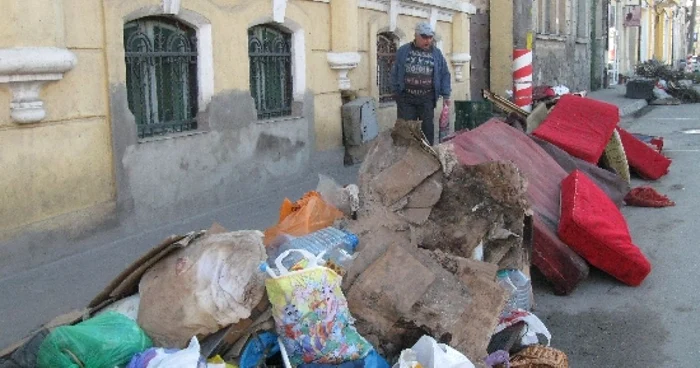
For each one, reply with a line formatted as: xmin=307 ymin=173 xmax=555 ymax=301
xmin=390 ymin=42 xmax=452 ymax=106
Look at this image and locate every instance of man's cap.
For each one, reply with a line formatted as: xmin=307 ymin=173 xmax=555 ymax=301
xmin=415 ymin=22 xmax=434 ymax=37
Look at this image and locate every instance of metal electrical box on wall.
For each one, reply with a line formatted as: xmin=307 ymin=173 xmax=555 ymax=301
xmin=341 ymin=97 xmax=379 ymax=165
xmin=341 ymin=97 xmax=379 ymax=146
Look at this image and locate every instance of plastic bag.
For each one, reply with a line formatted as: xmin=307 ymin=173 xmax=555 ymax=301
xmin=438 ymin=101 xmax=450 ymax=142
xmin=138 ymin=231 xmax=267 ymax=347
xmin=37 ymin=311 xmax=152 ymax=368
xmin=394 ymin=336 xmax=474 ymax=368
xmin=207 ymin=355 xmax=237 ymax=368
xmin=316 ymin=174 xmax=360 ymax=219
xmin=264 ymin=191 xmax=344 ymax=246
xmin=494 ymin=310 xmax=552 ymax=347
xmin=127 ymin=337 xmax=207 ymax=368
xmin=265 ymin=249 xmax=372 ymax=367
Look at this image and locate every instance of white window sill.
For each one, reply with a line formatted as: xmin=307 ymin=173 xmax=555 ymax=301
xmin=536 ymin=34 xmax=568 ymax=42
xmin=256 ymin=115 xmax=305 ymax=124
xmin=138 ymin=130 xmax=209 ymax=143
xmin=575 ymin=37 xmax=590 ymax=44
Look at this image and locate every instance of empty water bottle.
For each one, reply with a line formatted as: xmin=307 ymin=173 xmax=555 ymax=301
xmin=497 ymin=269 xmax=532 ymax=317
xmin=267 ymin=227 xmax=359 ymax=272
xmin=508 ymin=269 xmax=532 ymax=311
xmin=497 ymin=270 xmax=519 ymax=317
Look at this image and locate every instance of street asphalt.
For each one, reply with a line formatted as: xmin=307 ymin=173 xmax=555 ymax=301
xmin=533 ymin=103 xmax=700 ymax=367
xmin=1 ymin=101 xmax=698 ymax=367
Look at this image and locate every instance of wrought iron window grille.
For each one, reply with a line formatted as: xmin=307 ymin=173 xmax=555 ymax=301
xmin=377 ymin=32 xmax=399 ymax=103
xmin=124 ymin=16 xmax=198 ymax=139
xmin=248 ymin=25 xmax=293 ymax=120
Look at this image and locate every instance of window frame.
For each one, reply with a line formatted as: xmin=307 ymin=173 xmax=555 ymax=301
xmin=536 ymin=0 xmax=570 ymax=38
xmin=376 ymin=32 xmax=400 ymax=103
xmin=576 ymin=0 xmax=591 ymax=41
xmin=124 ymin=16 xmax=200 ymax=139
xmin=248 ymin=24 xmax=294 ymax=120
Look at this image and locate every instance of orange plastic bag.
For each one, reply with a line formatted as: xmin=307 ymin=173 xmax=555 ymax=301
xmin=263 ymin=191 xmax=344 ymax=246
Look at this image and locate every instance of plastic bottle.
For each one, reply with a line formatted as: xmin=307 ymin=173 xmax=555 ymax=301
xmin=497 ymin=270 xmax=518 ymax=317
xmin=507 ymin=269 xmax=532 ymax=311
xmin=497 ymin=270 xmax=533 ymax=317
xmin=267 ymin=227 xmax=359 ymax=271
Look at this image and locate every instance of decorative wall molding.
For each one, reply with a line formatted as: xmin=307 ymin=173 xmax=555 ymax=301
xmin=389 ymin=0 xmax=400 ymax=31
xmin=303 ymin=0 xmax=475 ymax=15
xmin=327 ymin=52 xmax=362 ymax=90
xmin=359 ymin=0 xmax=475 ymax=18
xmin=162 ymin=0 xmax=181 ymax=14
xmin=450 ymin=52 xmax=471 ymax=81
xmin=273 ymin=0 xmax=288 ymax=23
xmin=0 ymin=47 xmax=77 ymax=124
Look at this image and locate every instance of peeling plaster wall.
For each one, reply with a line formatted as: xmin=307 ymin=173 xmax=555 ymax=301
xmin=534 ymin=41 xmax=592 ymax=92
xmin=110 ymin=86 xmax=312 ymax=224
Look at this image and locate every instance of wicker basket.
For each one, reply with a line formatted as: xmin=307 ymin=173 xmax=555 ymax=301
xmin=509 ymin=345 xmax=569 ymax=368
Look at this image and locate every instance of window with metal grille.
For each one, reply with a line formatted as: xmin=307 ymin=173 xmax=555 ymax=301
xmin=124 ymin=17 xmax=198 ymax=139
xmin=248 ymin=25 xmax=293 ymax=119
xmin=377 ymin=32 xmax=399 ymax=102
xmin=537 ymin=0 xmax=568 ymax=35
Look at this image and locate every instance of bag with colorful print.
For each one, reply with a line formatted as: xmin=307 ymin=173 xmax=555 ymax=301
xmin=264 ymin=249 xmax=372 ymax=367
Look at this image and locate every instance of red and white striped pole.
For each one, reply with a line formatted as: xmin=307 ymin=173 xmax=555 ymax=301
xmin=513 ymin=49 xmax=533 ymax=112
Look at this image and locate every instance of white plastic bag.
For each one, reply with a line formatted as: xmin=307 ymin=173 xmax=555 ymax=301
xmin=316 ymin=174 xmax=360 ymax=218
xmin=552 ymin=85 xmax=570 ymax=96
xmin=146 ymin=337 xmax=204 ymax=368
xmin=494 ymin=310 xmax=552 ymax=347
xmin=394 ymin=336 xmax=475 ymax=368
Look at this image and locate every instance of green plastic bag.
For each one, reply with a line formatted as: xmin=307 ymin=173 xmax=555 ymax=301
xmin=37 ymin=311 xmax=152 ymax=368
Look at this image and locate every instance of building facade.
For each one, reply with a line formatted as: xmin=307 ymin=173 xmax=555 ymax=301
xmin=0 ymin=0 xmax=474 ymax=272
xmin=532 ymin=0 xmax=608 ymax=91
xmin=635 ymin=0 xmax=686 ymax=70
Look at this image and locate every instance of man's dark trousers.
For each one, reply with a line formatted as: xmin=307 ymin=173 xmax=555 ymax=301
xmin=396 ymin=92 xmax=435 ymax=145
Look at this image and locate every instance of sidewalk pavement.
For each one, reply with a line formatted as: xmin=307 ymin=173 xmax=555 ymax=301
xmin=586 ymin=84 xmax=648 ymax=118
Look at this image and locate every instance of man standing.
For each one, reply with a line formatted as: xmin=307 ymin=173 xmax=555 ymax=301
xmin=391 ymin=22 xmax=452 ymax=145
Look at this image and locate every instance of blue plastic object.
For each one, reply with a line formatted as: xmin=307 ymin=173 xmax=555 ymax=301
xmin=298 ymin=350 xmax=391 ymax=368
xmin=239 ymin=332 xmax=280 ymax=368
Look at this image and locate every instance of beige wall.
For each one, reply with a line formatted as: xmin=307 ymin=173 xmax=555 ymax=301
xmin=490 ymin=0 xmax=514 ymax=96
xmin=0 ymin=0 xmax=473 ymax=237
xmin=0 ymin=0 xmax=114 ymax=235
xmin=352 ymin=9 xmax=469 ymax=137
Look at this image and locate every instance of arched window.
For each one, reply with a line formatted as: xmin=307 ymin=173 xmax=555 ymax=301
xmin=124 ymin=17 xmax=198 ymax=139
xmin=248 ymin=24 xmax=293 ymax=119
xmin=377 ymin=32 xmax=399 ymax=102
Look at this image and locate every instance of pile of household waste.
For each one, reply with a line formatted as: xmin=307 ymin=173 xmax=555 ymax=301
xmin=631 ymin=60 xmax=700 ymax=104
xmin=0 ymin=121 xmax=571 ymax=368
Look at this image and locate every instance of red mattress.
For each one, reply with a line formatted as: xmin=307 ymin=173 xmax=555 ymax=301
xmin=558 ymin=170 xmax=652 ymax=286
xmin=449 ymin=120 xmax=589 ymax=295
xmin=532 ymin=95 xmax=620 ymax=164
xmin=617 ymin=127 xmax=671 ymax=180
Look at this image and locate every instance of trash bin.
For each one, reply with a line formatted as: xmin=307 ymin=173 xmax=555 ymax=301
xmin=454 ymin=101 xmax=493 ymax=131
xmin=625 ymin=79 xmax=655 ymax=100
